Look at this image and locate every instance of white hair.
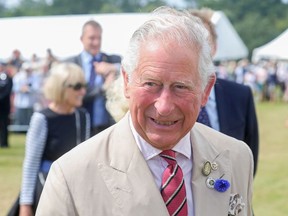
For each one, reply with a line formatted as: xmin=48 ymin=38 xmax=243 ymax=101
xmin=121 ymin=6 xmax=215 ymax=90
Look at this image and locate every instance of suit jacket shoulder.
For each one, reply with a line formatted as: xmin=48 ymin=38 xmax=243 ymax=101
xmin=64 ymin=54 xmax=82 ymax=66
xmin=37 ymin=114 xmax=169 ymax=216
xmin=101 ymin=53 xmax=122 ymax=63
xmin=214 ymin=78 xmax=259 ymax=175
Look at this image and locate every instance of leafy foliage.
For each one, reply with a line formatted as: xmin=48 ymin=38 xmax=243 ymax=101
xmin=197 ymin=0 xmax=288 ymax=57
xmin=0 ymin=0 xmax=288 ymax=57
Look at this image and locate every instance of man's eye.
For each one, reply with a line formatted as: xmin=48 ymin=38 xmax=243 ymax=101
xmin=145 ymin=82 xmax=157 ymax=87
xmin=175 ymin=84 xmax=187 ymax=89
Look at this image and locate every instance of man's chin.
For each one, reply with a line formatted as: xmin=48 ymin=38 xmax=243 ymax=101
xmin=146 ymin=134 xmax=179 ymax=150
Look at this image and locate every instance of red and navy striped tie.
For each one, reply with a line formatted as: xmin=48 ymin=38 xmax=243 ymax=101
xmin=160 ymin=150 xmax=188 ymax=216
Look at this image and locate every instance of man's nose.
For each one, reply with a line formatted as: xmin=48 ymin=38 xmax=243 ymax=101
xmin=154 ymin=89 xmax=175 ymax=116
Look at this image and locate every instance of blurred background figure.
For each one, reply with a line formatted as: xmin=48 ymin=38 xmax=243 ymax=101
xmin=43 ymin=48 xmax=58 ymax=73
xmin=0 ymin=62 xmax=13 ymax=148
xmin=8 ymin=49 xmax=24 ymax=72
xmin=12 ymin=62 xmax=40 ymax=127
xmin=106 ymin=75 xmax=127 ymax=122
xmin=18 ymin=62 xmax=90 ymax=216
xmin=66 ymin=20 xmax=121 ymax=136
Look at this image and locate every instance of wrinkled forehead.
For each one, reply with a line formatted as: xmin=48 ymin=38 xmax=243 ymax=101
xmin=134 ymin=39 xmax=200 ymax=78
xmin=137 ymin=38 xmax=200 ymax=66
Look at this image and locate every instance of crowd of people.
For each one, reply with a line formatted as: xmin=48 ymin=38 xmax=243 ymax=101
xmin=1 ymin=42 xmax=288 ymax=134
xmin=215 ymin=58 xmax=288 ymax=103
xmin=0 ymin=5 xmax=285 ymax=216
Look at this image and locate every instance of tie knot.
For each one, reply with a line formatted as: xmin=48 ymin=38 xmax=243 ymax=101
xmin=91 ymin=54 xmax=102 ymax=63
xmin=160 ymin=150 xmax=176 ymax=165
xmin=91 ymin=57 xmax=96 ymax=63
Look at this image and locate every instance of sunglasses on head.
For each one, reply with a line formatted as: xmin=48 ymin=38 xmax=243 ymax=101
xmin=66 ymin=82 xmax=87 ymax=91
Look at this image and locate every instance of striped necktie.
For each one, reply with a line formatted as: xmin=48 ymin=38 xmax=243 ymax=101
xmin=160 ymin=150 xmax=188 ymax=216
xmin=89 ymin=57 xmax=96 ymax=88
xmin=89 ymin=54 xmax=102 ymax=88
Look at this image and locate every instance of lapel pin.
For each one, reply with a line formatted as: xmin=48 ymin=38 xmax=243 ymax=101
xmin=214 ymin=178 xmax=230 ymax=192
xmin=206 ymin=177 xmax=215 ymax=188
xmin=206 ymin=174 xmax=230 ymax=192
xmin=211 ymin=162 xmax=218 ymax=170
xmin=202 ymin=161 xmax=212 ymax=176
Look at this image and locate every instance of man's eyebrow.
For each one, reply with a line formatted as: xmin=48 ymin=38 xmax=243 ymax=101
xmin=174 ymin=80 xmax=195 ymax=86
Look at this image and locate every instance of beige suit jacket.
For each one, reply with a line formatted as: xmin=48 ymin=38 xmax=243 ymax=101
xmin=36 ymin=114 xmax=253 ymax=216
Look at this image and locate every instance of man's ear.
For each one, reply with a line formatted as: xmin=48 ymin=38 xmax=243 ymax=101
xmin=122 ymin=68 xmax=130 ymax=99
xmin=201 ymin=74 xmax=216 ymax=106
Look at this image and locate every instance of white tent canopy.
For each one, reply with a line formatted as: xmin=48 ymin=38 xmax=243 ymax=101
xmin=0 ymin=12 xmax=248 ymax=62
xmin=0 ymin=13 xmax=150 ymax=61
xmin=252 ymin=29 xmax=288 ymax=62
xmin=211 ymin=11 xmax=248 ymax=61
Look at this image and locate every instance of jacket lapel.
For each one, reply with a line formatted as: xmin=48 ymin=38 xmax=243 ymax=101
xmin=191 ymin=123 xmax=232 ymax=216
xmin=98 ymin=114 xmax=169 ymax=216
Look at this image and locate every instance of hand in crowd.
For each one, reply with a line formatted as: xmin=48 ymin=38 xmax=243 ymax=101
xmin=20 ymin=84 xmax=31 ymax=93
xmin=93 ymin=61 xmax=117 ymax=77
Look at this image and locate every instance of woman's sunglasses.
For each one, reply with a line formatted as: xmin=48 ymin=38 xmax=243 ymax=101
xmin=66 ymin=82 xmax=87 ymax=91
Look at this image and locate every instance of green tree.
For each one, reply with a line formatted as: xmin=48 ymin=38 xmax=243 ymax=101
xmin=196 ymin=0 xmax=288 ymax=58
xmin=0 ymin=0 xmax=166 ymax=17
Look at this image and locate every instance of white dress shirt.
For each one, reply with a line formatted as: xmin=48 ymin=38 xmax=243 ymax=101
xmin=129 ymin=116 xmax=194 ymax=216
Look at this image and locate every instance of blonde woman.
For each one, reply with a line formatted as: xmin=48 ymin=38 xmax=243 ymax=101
xmin=18 ymin=62 xmax=90 ymax=216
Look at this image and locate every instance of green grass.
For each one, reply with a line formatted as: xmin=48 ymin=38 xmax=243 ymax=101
xmin=0 ymin=133 xmax=25 ymax=216
xmin=1 ymin=102 xmax=288 ymax=216
xmin=253 ymin=102 xmax=288 ymax=216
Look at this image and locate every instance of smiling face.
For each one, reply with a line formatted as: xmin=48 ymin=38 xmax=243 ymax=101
xmin=63 ymin=81 xmax=86 ymax=109
xmin=81 ymin=24 xmax=102 ymax=56
xmin=123 ymin=40 xmax=215 ymax=150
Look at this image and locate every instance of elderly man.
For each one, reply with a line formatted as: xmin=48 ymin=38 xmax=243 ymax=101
xmin=37 ymin=6 xmax=253 ymax=216
xmin=67 ymin=20 xmax=121 ymax=136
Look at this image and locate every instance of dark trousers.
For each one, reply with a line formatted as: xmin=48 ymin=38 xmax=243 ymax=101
xmin=0 ymin=114 xmax=9 ymax=147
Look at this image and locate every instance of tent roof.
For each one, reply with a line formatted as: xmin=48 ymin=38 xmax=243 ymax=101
xmin=0 ymin=12 xmax=248 ymax=61
xmin=252 ymin=29 xmax=288 ymax=62
xmin=0 ymin=13 xmax=149 ymax=61
xmin=211 ymin=11 xmax=248 ymax=61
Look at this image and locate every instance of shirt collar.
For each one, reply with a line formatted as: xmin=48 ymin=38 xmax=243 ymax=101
xmin=129 ymin=114 xmax=191 ymax=161
xmin=81 ymin=50 xmax=102 ymax=63
xmin=209 ymin=86 xmax=216 ymax=102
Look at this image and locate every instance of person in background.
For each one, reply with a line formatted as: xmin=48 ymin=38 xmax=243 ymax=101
xmin=66 ymin=20 xmax=121 ymax=136
xmin=0 ymin=62 xmax=13 ymax=148
xmin=8 ymin=49 xmax=24 ymax=72
xmin=19 ymin=62 xmax=90 ymax=216
xmin=44 ymin=48 xmax=58 ymax=72
xmin=37 ymin=7 xmax=253 ymax=216
xmin=12 ymin=62 xmax=40 ymax=127
xmin=105 ymin=75 xmax=127 ymax=122
xmin=190 ymin=8 xmax=259 ymax=176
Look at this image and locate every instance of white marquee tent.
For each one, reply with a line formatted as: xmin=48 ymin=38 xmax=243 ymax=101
xmin=211 ymin=11 xmax=248 ymax=61
xmin=252 ymin=29 xmax=288 ymax=62
xmin=0 ymin=11 xmax=248 ymax=62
